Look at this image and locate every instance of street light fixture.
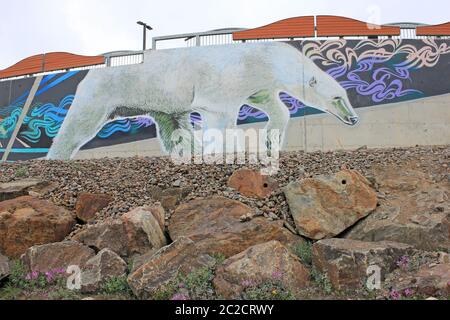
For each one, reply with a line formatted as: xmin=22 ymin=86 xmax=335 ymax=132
xmin=137 ymin=21 xmax=153 ymax=51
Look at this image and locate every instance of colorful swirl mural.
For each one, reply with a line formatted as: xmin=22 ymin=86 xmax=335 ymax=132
xmin=304 ymin=39 xmax=450 ymax=104
xmin=1 ymin=38 xmax=449 ymax=161
xmin=238 ymin=93 xmax=311 ymax=124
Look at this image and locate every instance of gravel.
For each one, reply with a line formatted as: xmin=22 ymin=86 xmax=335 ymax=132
xmin=1 ymin=145 xmax=449 ymax=233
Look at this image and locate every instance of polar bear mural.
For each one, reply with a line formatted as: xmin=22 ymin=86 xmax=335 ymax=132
xmin=46 ymin=42 xmax=359 ymax=160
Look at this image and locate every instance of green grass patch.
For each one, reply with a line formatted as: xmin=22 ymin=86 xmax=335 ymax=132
xmin=293 ymin=241 xmax=313 ymax=266
xmin=311 ymin=268 xmax=333 ymax=295
xmin=14 ymin=167 xmax=28 ymax=178
xmin=101 ymin=276 xmax=133 ymax=296
xmin=241 ymin=280 xmax=295 ymax=301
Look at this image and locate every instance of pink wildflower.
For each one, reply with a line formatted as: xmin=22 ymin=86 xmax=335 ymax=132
xmin=272 ymin=270 xmax=283 ymax=281
xmin=171 ymin=293 xmax=189 ymax=301
xmin=390 ymin=290 xmax=401 ymax=300
xmin=403 ymin=288 xmax=414 ymax=297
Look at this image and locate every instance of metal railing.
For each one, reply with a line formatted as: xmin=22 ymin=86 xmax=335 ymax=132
xmin=152 ymin=28 xmax=247 ymax=50
xmin=2 ymin=22 xmax=448 ymax=83
xmin=151 ymin=22 xmax=450 ymax=50
xmin=152 ymin=27 xmax=330 ymax=49
xmin=104 ymin=51 xmax=144 ymax=67
xmin=0 ymin=51 xmax=145 ymax=82
xmin=385 ymin=22 xmax=426 ymax=39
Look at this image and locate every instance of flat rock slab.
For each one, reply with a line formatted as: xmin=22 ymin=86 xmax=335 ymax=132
xmin=0 ymin=196 xmax=76 ymax=258
xmin=0 ymin=179 xmax=47 ymax=202
xmin=214 ymin=241 xmax=310 ymax=299
xmin=21 ymin=241 xmax=95 ymax=273
xmin=168 ymin=197 xmax=299 ymax=258
xmin=285 ymin=170 xmax=378 ymax=240
xmin=312 ymin=238 xmax=414 ymax=291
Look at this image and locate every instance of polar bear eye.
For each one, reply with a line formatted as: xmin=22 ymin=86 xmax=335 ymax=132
xmin=309 ymin=77 xmax=317 ymax=88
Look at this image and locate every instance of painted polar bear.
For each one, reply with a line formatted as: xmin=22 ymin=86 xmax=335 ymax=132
xmin=47 ymin=42 xmax=359 ymax=160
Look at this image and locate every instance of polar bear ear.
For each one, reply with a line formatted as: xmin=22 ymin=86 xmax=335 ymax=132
xmin=309 ymin=77 xmax=318 ymax=88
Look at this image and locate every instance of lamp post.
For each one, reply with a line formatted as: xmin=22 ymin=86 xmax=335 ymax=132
xmin=137 ymin=21 xmax=153 ymax=51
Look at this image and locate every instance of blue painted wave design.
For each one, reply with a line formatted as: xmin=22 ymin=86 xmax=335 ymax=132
xmin=0 ymin=104 xmax=22 ymax=118
xmin=0 ymin=71 xmax=81 ymax=141
xmin=1 ymin=95 xmax=157 ymax=143
xmin=98 ymin=117 xmax=155 ymax=139
xmin=0 ymin=107 xmax=22 ymax=139
xmin=20 ymin=95 xmax=74 ymax=143
xmin=1 ymin=92 xmax=312 ymax=145
xmin=332 ymin=56 xmax=424 ymax=103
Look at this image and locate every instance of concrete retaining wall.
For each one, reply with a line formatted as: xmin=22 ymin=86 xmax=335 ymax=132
xmin=74 ymin=93 xmax=450 ymax=159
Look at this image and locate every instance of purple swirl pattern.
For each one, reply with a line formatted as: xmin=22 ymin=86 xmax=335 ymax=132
xmin=339 ymin=56 xmax=422 ymax=103
xmin=238 ymin=105 xmax=269 ymax=121
xmin=238 ymin=93 xmax=306 ymax=122
xmin=304 ymin=39 xmax=450 ymax=103
xmin=280 ymin=93 xmax=307 ymax=114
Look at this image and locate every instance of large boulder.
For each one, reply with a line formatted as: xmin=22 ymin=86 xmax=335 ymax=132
xmin=345 ymin=201 xmax=449 ymax=252
xmin=284 ymin=170 xmax=378 ymax=240
xmin=122 ymin=205 xmax=168 ymax=256
xmin=73 ymin=205 xmax=168 ymax=258
xmin=21 ymin=241 xmax=95 ymax=273
xmin=73 ymin=220 xmax=128 ymax=257
xmin=0 ymin=196 xmax=76 ymax=258
xmin=213 ymin=241 xmax=310 ymax=299
xmin=0 ymin=252 xmax=10 ymax=280
xmin=393 ymin=263 xmax=450 ymax=297
xmin=312 ymin=238 xmax=414 ymax=291
xmin=168 ymin=197 xmax=299 ymax=258
xmin=228 ymin=169 xmax=279 ymax=199
xmin=81 ymin=249 xmax=128 ymax=293
xmin=127 ymin=237 xmax=216 ymax=299
xmin=130 ymin=251 xmax=157 ymax=274
xmin=75 ymin=193 xmax=113 ymax=223
xmin=345 ymin=166 xmax=450 ymax=251
xmin=0 ymin=179 xmax=48 ymax=202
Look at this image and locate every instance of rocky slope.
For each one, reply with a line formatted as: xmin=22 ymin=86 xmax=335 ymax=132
xmin=0 ymin=145 xmax=448 ymax=300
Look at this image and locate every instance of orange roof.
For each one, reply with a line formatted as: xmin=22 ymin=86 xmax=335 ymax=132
xmin=233 ymin=16 xmax=315 ymax=40
xmin=233 ymin=15 xmax=402 ymax=40
xmin=0 ymin=52 xmax=105 ymax=79
xmin=316 ymin=15 xmax=401 ymax=37
xmin=416 ymin=22 xmax=450 ymax=36
xmin=0 ymin=54 xmax=45 ymax=79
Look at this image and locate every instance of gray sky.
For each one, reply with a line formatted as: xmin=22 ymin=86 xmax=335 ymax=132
xmin=1 ymin=0 xmax=449 ymax=69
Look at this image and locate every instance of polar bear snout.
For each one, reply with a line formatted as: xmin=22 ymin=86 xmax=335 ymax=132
xmin=328 ymin=96 xmax=359 ymax=126
xmin=347 ymin=116 xmax=359 ymax=126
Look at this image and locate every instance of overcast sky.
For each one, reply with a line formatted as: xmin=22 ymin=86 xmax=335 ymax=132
xmin=1 ymin=0 xmax=449 ymax=69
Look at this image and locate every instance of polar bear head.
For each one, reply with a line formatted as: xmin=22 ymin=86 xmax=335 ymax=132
xmin=302 ymin=58 xmax=359 ymax=126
